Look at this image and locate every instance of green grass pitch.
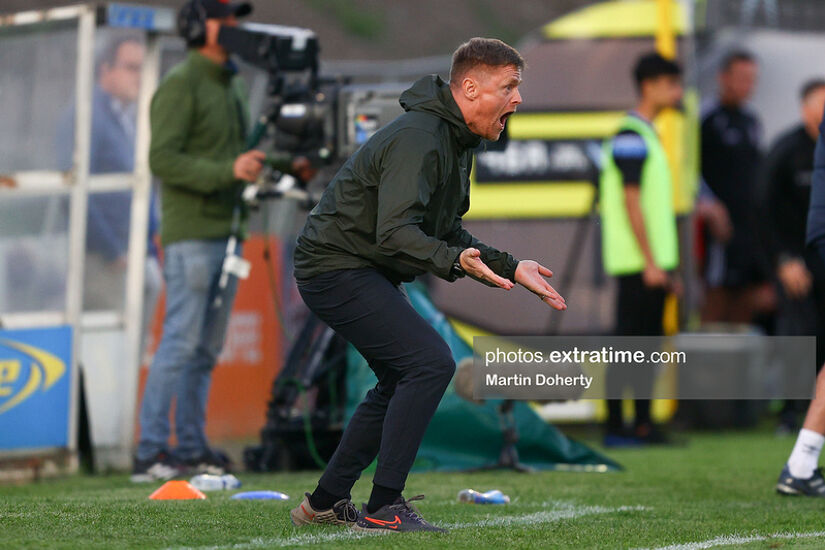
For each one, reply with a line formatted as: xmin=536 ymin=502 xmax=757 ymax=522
xmin=3 ymin=430 xmax=825 ymax=549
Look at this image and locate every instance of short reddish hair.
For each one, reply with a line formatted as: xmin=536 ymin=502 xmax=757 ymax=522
xmin=449 ymin=37 xmax=524 ymax=84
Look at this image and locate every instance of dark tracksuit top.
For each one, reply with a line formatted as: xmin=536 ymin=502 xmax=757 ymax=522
xmin=798 ymin=115 xmax=825 ymax=370
xmin=293 ymin=75 xmax=519 ymax=285
xmin=765 ymin=125 xmax=817 ymax=266
xmin=807 ymin=114 xmax=825 ymax=267
xmin=701 ymin=102 xmax=769 ymax=286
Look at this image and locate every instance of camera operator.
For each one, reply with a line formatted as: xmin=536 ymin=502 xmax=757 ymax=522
xmin=132 ymin=0 xmax=277 ymax=482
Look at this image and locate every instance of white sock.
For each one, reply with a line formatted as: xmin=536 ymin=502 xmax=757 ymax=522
xmin=787 ymin=428 xmax=825 ymax=479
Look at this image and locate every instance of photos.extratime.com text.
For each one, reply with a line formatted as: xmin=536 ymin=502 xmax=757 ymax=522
xmin=483 ymin=346 xmax=687 ymax=368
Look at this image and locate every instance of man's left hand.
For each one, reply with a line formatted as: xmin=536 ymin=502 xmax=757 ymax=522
xmin=515 ymin=260 xmax=567 ymax=310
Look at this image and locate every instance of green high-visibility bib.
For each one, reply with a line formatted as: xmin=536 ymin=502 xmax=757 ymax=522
xmin=599 ymin=114 xmax=679 ymax=276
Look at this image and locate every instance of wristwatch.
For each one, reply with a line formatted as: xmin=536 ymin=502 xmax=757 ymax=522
xmin=450 ymin=259 xmax=466 ymax=280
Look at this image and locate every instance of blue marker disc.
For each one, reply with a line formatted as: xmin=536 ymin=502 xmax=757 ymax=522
xmin=231 ymin=491 xmax=289 ymax=500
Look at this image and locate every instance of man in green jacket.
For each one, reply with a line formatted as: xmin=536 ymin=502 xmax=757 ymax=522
xmin=132 ymin=0 xmax=264 ymax=482
xmin=289 ymin=38 xmax=566 ymax=533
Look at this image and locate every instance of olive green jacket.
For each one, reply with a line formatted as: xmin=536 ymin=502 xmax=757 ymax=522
xmin=293 ymin=75 xmax=519 ymax=284
xmin=149 ymin=51 xmax=249 ymax=246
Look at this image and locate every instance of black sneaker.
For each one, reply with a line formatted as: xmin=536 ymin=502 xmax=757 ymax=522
xmin=183 ymin=448 xmax=231 ymax=476
xmin=776 ymin=465 xmax=825 ymax=497
xmin=353 ymin=495 xmax=447 ymax=533
xmin=289 ymin=492 xmax=358 ymax=527
xmin=130 ymin=451 xmax=180 ymax=483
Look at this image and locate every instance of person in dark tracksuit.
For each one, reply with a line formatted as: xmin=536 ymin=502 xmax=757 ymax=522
xmin=776 ymin=103 xmax=825 ymax=497
xmin=701 ymin=50 xmax=774 ymax=323
xmin=288 ymin=38 xmax=566 ymax=533
xmin=764 ymin=80 xmax=825 ymax=433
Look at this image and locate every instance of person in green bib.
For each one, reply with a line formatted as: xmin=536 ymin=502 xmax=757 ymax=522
xmin=599 ymin=52 xmax=682 ymax=447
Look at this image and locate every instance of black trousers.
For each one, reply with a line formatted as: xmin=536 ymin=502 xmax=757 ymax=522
xmin=297 ymin=268 xmax=455 ymax=495
xmin=606 ymin=273 xmax=666 ymax=432
xmin=613 ymin=273 xmax=667 ymax=337
xmin=776 ymin=251 xmax=825 ymax=367
xmin=776 ymin=256 xmax=825 ymax=420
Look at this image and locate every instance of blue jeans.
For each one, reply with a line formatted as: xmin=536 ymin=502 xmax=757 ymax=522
xmin=136 ymin=238 xmax=240 ymax=461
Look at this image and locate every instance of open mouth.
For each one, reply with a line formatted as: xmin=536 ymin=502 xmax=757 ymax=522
xmin=498 ymin=111 xmax=514 ymax=129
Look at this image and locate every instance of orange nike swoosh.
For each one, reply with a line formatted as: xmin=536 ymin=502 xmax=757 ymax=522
xmin=364 ymin=514 xmax=401 ymax=528
xmin=300 ymin=503 xmax=315 ymax=519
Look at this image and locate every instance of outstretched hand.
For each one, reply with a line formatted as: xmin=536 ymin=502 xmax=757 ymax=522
xmin=514 ymin=260 xmax=567 ymax=310
xmin=459 ymin=248 xmax=515 ymax=290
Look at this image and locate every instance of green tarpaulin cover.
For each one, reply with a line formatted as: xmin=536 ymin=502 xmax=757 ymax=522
xmin=345 ymin=283 xmax=621 ymax=472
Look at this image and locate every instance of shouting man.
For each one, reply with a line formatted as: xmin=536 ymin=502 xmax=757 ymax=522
xmin=289 ymin=38 xmax=566 ymax=533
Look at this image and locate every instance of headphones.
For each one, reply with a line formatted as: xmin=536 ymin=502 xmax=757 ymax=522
xmin=177 ymin=0 xmax=207 ymax=48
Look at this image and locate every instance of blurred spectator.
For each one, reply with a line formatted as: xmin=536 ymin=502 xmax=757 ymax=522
xmin=763 ymin=79 xmax=825 ymax=432
xmin=700 ymin=50 xmax=774 ymax=324
xmin=599 ymin=52 xmax=682 ymax=446
xmin=56 ymin=34 xmax=162 ymax=348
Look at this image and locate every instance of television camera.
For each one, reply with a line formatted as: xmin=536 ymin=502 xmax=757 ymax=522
xmin=216 ymin=22 xmax=338 ymax=205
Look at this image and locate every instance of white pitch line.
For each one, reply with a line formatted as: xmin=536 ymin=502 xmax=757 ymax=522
xmin=644 ymin=530 xmax=825 ymax=550
xmin=445 ymin=504 xmax=648 ymax=529
xmin=171 ymin=503 xmax=649 ymax=550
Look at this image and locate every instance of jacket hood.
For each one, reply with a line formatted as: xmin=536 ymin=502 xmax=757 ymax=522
xmin=399 ymin=75 xmax=482 ymax=149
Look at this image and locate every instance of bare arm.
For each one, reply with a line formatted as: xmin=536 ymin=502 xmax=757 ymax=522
xmin=624 ymin=185 xmax=667 ymax=287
